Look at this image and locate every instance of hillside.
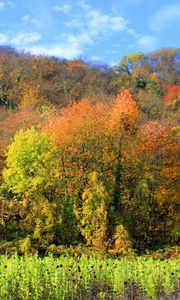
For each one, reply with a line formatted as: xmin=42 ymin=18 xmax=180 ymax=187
xmin=0 ymin=46 xmax=179 ymax=256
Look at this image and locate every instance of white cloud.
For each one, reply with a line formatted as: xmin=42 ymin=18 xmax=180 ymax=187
xmin=90 ymin=55 xmax=102 ymax=61
xmin=27 ymin=44 xmax=82 ymax=59
xmin=0 ymin=2 xmax=5 ymax=9
xmin=57 ymin=4 xmax=148 ymax=59
xmin=65 ymin=8 xmax=128 ymax=38
xmin=86 ymin=10 xmax=109 ymax=36
xmin=0 ymin=1 xmax=14 ymax=9
xmin=77 ymin=0 xmax=92 ymax=11
xmin=137 ymin=35 xmax=158 ymax=51
xmin=21 ymin=15 xmax=42 ymax=27
xmin=65 ymin=32 xmax=94 ymax=46
xmin=0 ymin=32 xmax=42 ymax=47
xmin=23 ymin=30 xmax=95 ymax=59
xmin=31 ymin=19 xmax=42 ymax=27
xmin=151 ymin=3 xmax=180 ymax=31
xmin=53 ymin=4 xmax=72 ymax=14
xmin=126 ymin=28 xmax=139 ymax=38
xmin=110 ymin=17 xmax=127 ymax=31
xmin=10 ymin=32 xmax=42 ymax=46
xmin=0 ymin=32 xmax=8 ymax=44
xmin=62 ymin=5 xmax=130 ymax=57
xmin=64 ymin=19 xmax=84 ymax=29
xmin=21 ymin=15 xmax=30 ymax=21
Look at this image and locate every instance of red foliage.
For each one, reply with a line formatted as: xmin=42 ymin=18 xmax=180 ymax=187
xmin=163 ymin=85 xmax=180 ymax=103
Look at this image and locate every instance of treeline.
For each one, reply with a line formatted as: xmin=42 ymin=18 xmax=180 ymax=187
xmin=0 ymin=46 xmax=179 ymax=256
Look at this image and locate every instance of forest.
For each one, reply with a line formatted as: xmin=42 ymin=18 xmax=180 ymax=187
xmin=0 ymin=46 xmax=179 ymax=257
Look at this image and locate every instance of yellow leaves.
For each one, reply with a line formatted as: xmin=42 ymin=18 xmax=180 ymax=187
xmin=149 ymin=72 xmax=161 ymax=85
xmin=19 ymin=237 xmax=31 ymax=256
xmin=109 ymin=224 xmax=135 ymax=256
xmin=20 ymin=80 xmax=40 ymax=109
xmin=0 ymin=67 xmax=3 ymax=81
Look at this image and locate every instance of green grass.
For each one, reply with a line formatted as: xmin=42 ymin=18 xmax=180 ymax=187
xmin=0 ymin=254 xmax=179 ymax=299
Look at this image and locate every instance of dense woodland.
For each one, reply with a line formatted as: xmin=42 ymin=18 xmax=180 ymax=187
xmin=0 ymin=46 xmax=179 ymax=256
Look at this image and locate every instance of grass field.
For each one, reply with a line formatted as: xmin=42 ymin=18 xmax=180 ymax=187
xmin=0 ymin=254 xmax=179 ymax=299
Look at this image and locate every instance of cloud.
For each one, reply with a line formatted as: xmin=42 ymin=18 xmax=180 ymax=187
xmin=0 ymin=32 xmax=42 ymax=46
xmin=64 ymin=19 xmax=84 ymax=29
xmin=0 ymin=2 xmax=5 ymax=9
xmin=11 ymin=32 xmax=42 ymax=46
xmin=53 ymin=4 xmax=72 ymax=14
xmin=61 ymin=4 xmax=130 ymax=59
xmin=89 ymin=55 xmax=102 ymax=61
xmin=21 ymin=15 xmax=30 ymax=21
xmin=0 ymin=32 xmax=8 ymax=44
xmin=86 ymin=10 xmax=109 ymax=36
xmin=26 ymin=44 xmax=82 ymax=59
xmin=110 ymin=17 xmax=127 ymax=31
xmin=151 ymin=3 xmax=180 ymax=31
xmin=0 ymin=1 xmax=14 ymax=9
xmin=64 ymin=7 xmax=128 ymax=38
xmin=77 ymin=0 xmax=92 ymax=11
xmin=84 ymin=10 xmax=127 ymax=36
xmin=64 ymin=32 xmax=94 ymax=46
xmin=137 ymin=35 xmax=158 ymax=51
xmin=31 ymin=19 xmax=42 ymax=27
xmin=21 ymin=15 xmax=43 ymax=27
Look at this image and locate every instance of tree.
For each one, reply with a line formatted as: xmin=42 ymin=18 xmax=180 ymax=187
xmin=75 ymin=172 xmax=110 ymax=248
xmin=123 ymin=120 xmax=180 ymax=249
xmin=163 ymin=85 xmax=180 ymax=113
xmin=1 ymin=128 xmax=61 ymax=249
xmin=3 ymin=128 xmax=59 ymax=197
xmin=108 ymin=89 xmax=139 ymax=211
xmin=150 ymin=48 xmax=180 ymax=86
xmin=117 ymin=52 xmax=149 ymax=75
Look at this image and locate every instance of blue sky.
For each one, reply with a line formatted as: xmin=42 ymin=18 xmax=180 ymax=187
xmin=0 ymin=0 xmax=180 ymax=65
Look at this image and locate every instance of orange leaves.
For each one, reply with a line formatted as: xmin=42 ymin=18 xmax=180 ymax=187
xmin=139 ymin=120 xmax=170 ymax=155
xmin=137 ymin=119 xmax=179 ymax=203
xmin=66 ymin=60 xmax=85 ymax=71
xmin=0 ymin=109 xmax=39 ymax=149
xmin=44 ymin=99 xmax=109 ymax=148
xmin=109 ymin=89 xmax=139 ymax=135
xmin=44 ymin=90 xmax=139 ymax=153
xmin=43 ymin=90 xmax=140 ymax=186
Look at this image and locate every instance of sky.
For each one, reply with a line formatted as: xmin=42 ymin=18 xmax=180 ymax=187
xmin=0 ymin=0 xmax=180 ymax=65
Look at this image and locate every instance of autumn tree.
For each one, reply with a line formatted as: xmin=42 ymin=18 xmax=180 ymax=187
xmin=123 ymin=120 xmax=180 ymax=249
xmin=1 ymin=129 xmax=62 ymax=249
xmin=75 ymin=172 xmax=110 ymax=248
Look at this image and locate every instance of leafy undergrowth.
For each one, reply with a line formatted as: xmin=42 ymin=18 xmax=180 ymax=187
xmin=0 ymin=254 xmax=179 ymax=299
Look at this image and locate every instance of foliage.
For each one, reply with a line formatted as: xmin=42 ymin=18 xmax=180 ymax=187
xmin=109 ymin=224 xmax=135 ymax=256
xmin=76 ymin=172 xmax=110 ymax=248
xmin=0 ymin=46 xmax=179 ymax=255
xmin=3 ymin=128 xmax=59 ymax=196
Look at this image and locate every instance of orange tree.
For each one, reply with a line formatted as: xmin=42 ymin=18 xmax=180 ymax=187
xmin=43 ymin=90 xmax=139 ymax=251
xmin=123 ymin=119 xmax=179 ymax=250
